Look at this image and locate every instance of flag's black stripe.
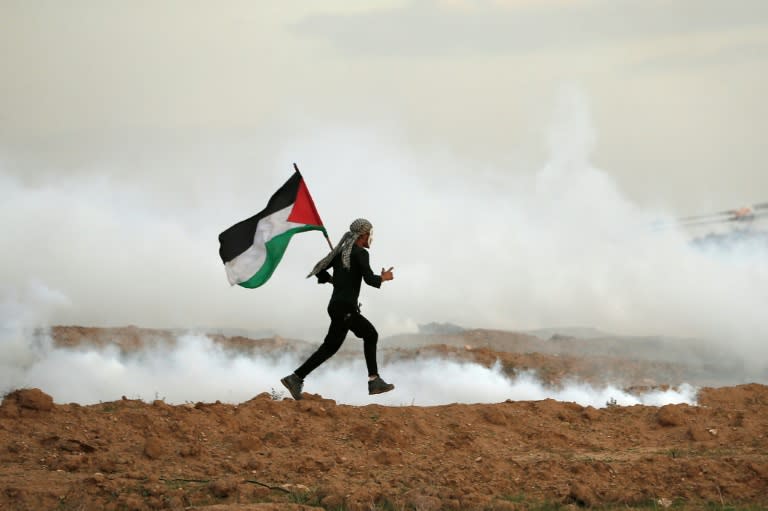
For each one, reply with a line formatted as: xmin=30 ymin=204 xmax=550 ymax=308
xmin=218 ymin=171 xmax=301 ymax=263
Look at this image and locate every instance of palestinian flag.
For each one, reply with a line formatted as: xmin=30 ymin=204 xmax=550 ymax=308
xmin=218 ymin=169 xmax=326 ymax=288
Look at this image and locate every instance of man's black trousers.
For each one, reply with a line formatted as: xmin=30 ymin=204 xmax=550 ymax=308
xmin=294 ymin=301 xmax=379 ymax=379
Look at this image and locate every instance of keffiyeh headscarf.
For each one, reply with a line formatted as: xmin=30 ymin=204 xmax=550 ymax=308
xmin=307 ymin=218 xmax=373 ymax=277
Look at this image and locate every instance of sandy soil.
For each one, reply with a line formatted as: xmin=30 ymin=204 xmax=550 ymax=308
xmin=0 ymin=327 xmax=766 ymax=510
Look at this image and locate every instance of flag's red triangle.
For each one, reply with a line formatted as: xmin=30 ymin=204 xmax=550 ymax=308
xmin=287 ymin=178 xmax=324 ymax=227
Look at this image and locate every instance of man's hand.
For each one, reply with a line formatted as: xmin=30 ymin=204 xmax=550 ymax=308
xmin=380 ymin=267 xmax=394 ymax=282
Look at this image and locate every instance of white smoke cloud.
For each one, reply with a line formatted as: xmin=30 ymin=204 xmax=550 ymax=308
xmin=0 ymin=85 xmax=766 ymax=378
xmin=2 ymin=330 xmax=697 ymax=408
xmin=0 ymin=281 xmax=71 ymax=393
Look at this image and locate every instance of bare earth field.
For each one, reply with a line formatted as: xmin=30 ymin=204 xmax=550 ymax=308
xmin=0 ymin=326 xmax=766 ymax=511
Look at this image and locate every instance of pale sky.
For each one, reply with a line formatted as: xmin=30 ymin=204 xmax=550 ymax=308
xmin=1 ymin=1 xmax=767 ymax=363
xmin=2 ymin=1 xmax=767 ymax=210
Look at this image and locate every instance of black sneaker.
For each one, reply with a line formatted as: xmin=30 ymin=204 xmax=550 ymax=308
xmin=368 ymin=376 xmax=395 ymax=395
xmin=280 ymin=373 xmax=304 ymax=400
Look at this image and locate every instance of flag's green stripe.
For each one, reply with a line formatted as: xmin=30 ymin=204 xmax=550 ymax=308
xmin=237 ymin=225 xmax=327 ymax=288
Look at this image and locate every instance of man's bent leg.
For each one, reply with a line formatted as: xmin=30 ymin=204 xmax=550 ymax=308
xmin=294 ymin=316 xmax=348 ymax=379
xmin=348 ymin=313 xmax=394 ymax=394
xmin=347 ymin=312 xmax=379 ymax=377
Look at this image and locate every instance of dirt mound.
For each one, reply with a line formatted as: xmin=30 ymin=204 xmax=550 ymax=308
xmin=386 ymin=328 xmax=763 ymax=387
xmin=52 ymin=325 xmax=175 ymax=351
xmin=390 ymin=343 xmax=686 ymax=387
xmin=1 ymin=383 xmax=766 ymax=510
xmin=51 ymin=326 xmax=307 ymax=356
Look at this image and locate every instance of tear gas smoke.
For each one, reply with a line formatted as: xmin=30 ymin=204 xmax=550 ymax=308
xmin=1 ymin=86 xmax=766 ymax=389
xmin=0 ymin=324 xmax=696 ymax=407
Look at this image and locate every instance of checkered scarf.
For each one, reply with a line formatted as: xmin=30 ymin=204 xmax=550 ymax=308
xmin=307 ymin=218 xmax=372 ymax=278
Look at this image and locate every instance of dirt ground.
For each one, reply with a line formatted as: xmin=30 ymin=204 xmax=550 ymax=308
xmin=0 ymin=327 xmax=766 ymax=510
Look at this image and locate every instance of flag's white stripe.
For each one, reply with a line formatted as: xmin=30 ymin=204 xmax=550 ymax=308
xmin=224 ymin=205 xmax=303 ymax=285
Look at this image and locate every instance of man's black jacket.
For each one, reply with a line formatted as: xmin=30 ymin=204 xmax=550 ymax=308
xmin=316 ymin=244 xmax=382 ymax=306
